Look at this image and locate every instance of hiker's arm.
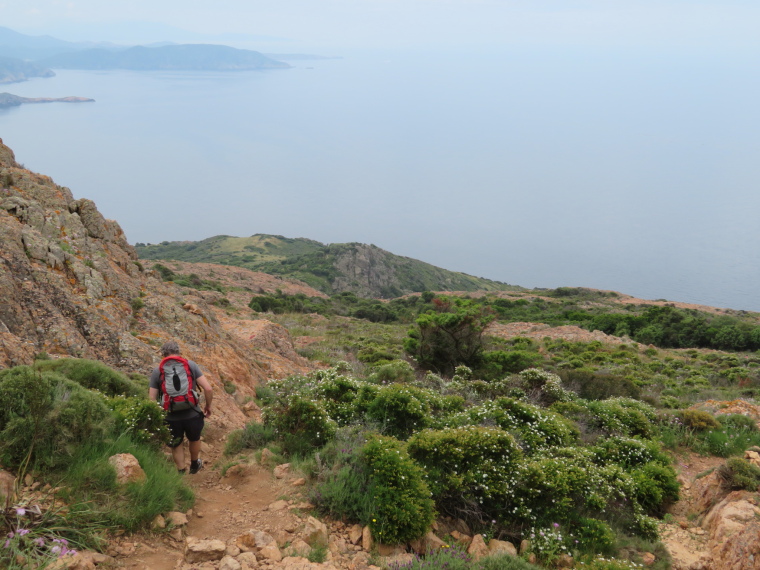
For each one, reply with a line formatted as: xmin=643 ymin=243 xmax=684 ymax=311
xmin=149 ymin=387 xmax=158 ymax=401
xmin=197 ymin=375 xmax=213 ymax=417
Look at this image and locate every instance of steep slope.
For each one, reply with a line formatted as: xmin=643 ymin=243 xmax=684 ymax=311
xmin=0 ymin=139 xmax=314 ymax=431
xmin=136 ymin=235 xmax=518 ymax=298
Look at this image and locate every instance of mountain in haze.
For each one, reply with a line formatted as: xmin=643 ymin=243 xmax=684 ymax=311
xmin=135 ymin=235 xmax=518 ymax=298
xmin=38 ymin=43 xmax=290 ymax=71
xmin=0 ymin=56 xmax=54 ymax=84
xmin=0 ymin=26 xmax=116 ymax=60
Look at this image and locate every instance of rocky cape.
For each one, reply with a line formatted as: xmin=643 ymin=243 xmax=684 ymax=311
xmin=0 ymin=139 xmax=317 ymax=431
xmin=0 ymin=92 xmax=94 ymax=108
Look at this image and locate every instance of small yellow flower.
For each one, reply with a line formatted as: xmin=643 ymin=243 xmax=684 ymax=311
xmin=372 ymin=518 xmax=376 ymax=522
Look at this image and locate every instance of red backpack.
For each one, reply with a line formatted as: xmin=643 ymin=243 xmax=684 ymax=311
xmin=159 ymin=355 xmax=200 ymax=412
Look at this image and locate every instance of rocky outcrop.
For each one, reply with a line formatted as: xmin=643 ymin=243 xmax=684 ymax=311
xmin=0 ymin=138 xmax=311 ymax=429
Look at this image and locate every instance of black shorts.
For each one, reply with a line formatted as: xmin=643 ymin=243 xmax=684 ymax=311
xmin=167 ymin=415 xmax=205 ymax=448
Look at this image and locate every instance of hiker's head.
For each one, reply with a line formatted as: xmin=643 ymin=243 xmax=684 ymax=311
xmin=161 ymin=341 xmax=181 ymax=358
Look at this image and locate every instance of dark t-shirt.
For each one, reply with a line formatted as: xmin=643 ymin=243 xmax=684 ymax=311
xmin=150 ymin=358 xmax=204 ymax=421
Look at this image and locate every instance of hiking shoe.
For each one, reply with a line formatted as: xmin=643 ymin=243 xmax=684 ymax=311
xmin=178 ymin=468 xmax=186 ymax=474
xmin=189 ymin=459 xmax=203 ymax=474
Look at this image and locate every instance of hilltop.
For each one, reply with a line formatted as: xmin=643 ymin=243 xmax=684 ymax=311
xmin=136 ymin=235 xmax=517 ymax=298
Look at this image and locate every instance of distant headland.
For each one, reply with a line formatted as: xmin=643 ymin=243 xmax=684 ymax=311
xmin=0 ymin=92 xmax=95 ymax=108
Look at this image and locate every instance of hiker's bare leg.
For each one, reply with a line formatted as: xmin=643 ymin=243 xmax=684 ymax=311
xmin=189 ymin=439 xmax=201 ymax=462
xmin=172 ymin=444 xmax=185 ymax=470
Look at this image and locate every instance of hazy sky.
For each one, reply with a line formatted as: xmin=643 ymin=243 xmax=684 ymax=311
xmin=4 ymin=1 xmax=760 ymax=51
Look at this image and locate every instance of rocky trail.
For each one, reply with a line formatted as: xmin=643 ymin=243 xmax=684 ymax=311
xmin=104 ymin=421 xmax=384 ymax=570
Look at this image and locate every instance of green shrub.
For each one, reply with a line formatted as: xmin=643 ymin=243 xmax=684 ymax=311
xmin=366 ymin=384 xmax=432 ymax=440
xmin=462 ymin=398 xmax=578 ymax=453
xmin=107 ymin=396 xmax=170 ymax=447
xmin=719 ymin=457 xmax=760 ymax=491
xmin=361 ymin=435 xmax=435 ymax=544
xmin=32 ymin=358 xmax=142 ymax=397
xmin=482 ymin=350 xmax=542 ymax=376
xmin=263 ymin=396 xmax=337 ymax=455
xmin=514 ymin=449 xmax=617 ymax=525
xmin=559 ymin=370 xmax=641 ymax=400
xmin=370 ymin=360 xmax=416 ymax=384
xmin=0 ymin=367 xmax=113 ymax=469
xmin=311 ymin=370 xmax=365 ymax=425
xmin=407 ymin=426 xmax=521 ymax=517
xmin=312 ymin=438 xmax=375 ymax=524
xmin=592 ymin=437 xmax=672 ymax=470
xmin=718 ymin=414 xmax=759 ymax=431
xmin=583 ymin=398 xmax=657 ymax=439
xmin=61 ymin=435 xmax=194 ymax=531
xmin=225 ymin=422 xmax=277 ymax=455
xmin=630 ymin=463 xmax=680 ymax=514
xmin=570 ymin=518 xmax=616 ymax=556
xmin=517 ymin=368 xmax=574 ymax=404
xmin=679 ymin=409 xmax=720 ymax=431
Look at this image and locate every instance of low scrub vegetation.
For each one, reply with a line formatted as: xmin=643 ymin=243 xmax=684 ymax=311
xmin=0 ymin=359 xmax=191 ymax=566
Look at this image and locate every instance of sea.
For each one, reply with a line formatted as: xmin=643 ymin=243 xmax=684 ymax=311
xmin=1 ymin=47 xmax=759 ymax=311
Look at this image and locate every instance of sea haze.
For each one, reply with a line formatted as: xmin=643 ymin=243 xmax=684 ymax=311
xmin=1 ymin=47 xmax=759 ymax=311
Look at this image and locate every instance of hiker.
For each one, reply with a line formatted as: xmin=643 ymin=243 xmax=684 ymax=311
xmin=149 ymin=341 xmax=213 ymax=474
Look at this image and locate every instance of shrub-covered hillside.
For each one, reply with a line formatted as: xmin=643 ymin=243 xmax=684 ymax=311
xmin=136 ymin=234 xmax=517 ymax=298
xmin=223 ymin=291 xmax=760 ymax=568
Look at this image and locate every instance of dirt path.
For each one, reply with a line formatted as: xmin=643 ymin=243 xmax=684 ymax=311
xmin=114 ymin=424 xmax=301 ymax=570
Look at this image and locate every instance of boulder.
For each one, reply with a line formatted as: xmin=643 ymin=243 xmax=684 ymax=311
xmin=107 ymin=454 xmax=146 ymax=485
xmin=236 ymin=529 xmax=276 ymax=552
xmin=274 ymin=463 xmax=291 ymax=479
xmin=409 ymin=531 xmax=447 ymax=554
xmin=285 ymin=538 xmax=312 ymax=557
xmin=269 ymin=500 xmax=289 ymax=511
xmin=259 ymin=542 xmax=282 ymax=562
xmin=303 ymin=516 xmax=329 ymax=547
xmin=488 ymin=539 xmax=517 ymax=556
xmin=185 ymin=537 xmax=226 ymax=563
xmin=362 ymin=525 xmax=373 ymax=552
xmin=0 ymin=469 xmax=15 ymax=501
xmin=467 ymin=534 xmax=489 ymax=561
xmin=260 ymin=448 xmax=276 ymax=465
xmin=165 ymin=511 xmax=189 ymax=527
xmin=219 ymin=555 xmax=242 ymax=570
xmin=348 ymin=524 xmax=363 ymax=545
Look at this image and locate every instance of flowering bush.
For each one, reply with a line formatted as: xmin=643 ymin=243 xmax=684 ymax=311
xmin=362 ymin=435 xmax=435 ymax=544
xmin=108 ymin=396 xmax=170 ymax=446
xmin=460 ymin=398 xmax=578 ymax=453
xmin=527 ymin=523 xmax=569 ymax=565
xmin=366 ymin=384 xmax=432 ymax=440
xmin=407 ymin=426 xmax=521 ymax=514
xmin=518 ymin=368 xmax=575 ymax=404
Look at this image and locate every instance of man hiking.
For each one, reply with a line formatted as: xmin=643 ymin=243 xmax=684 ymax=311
xmin=149 ymin=341 xmax=213 ymax=474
